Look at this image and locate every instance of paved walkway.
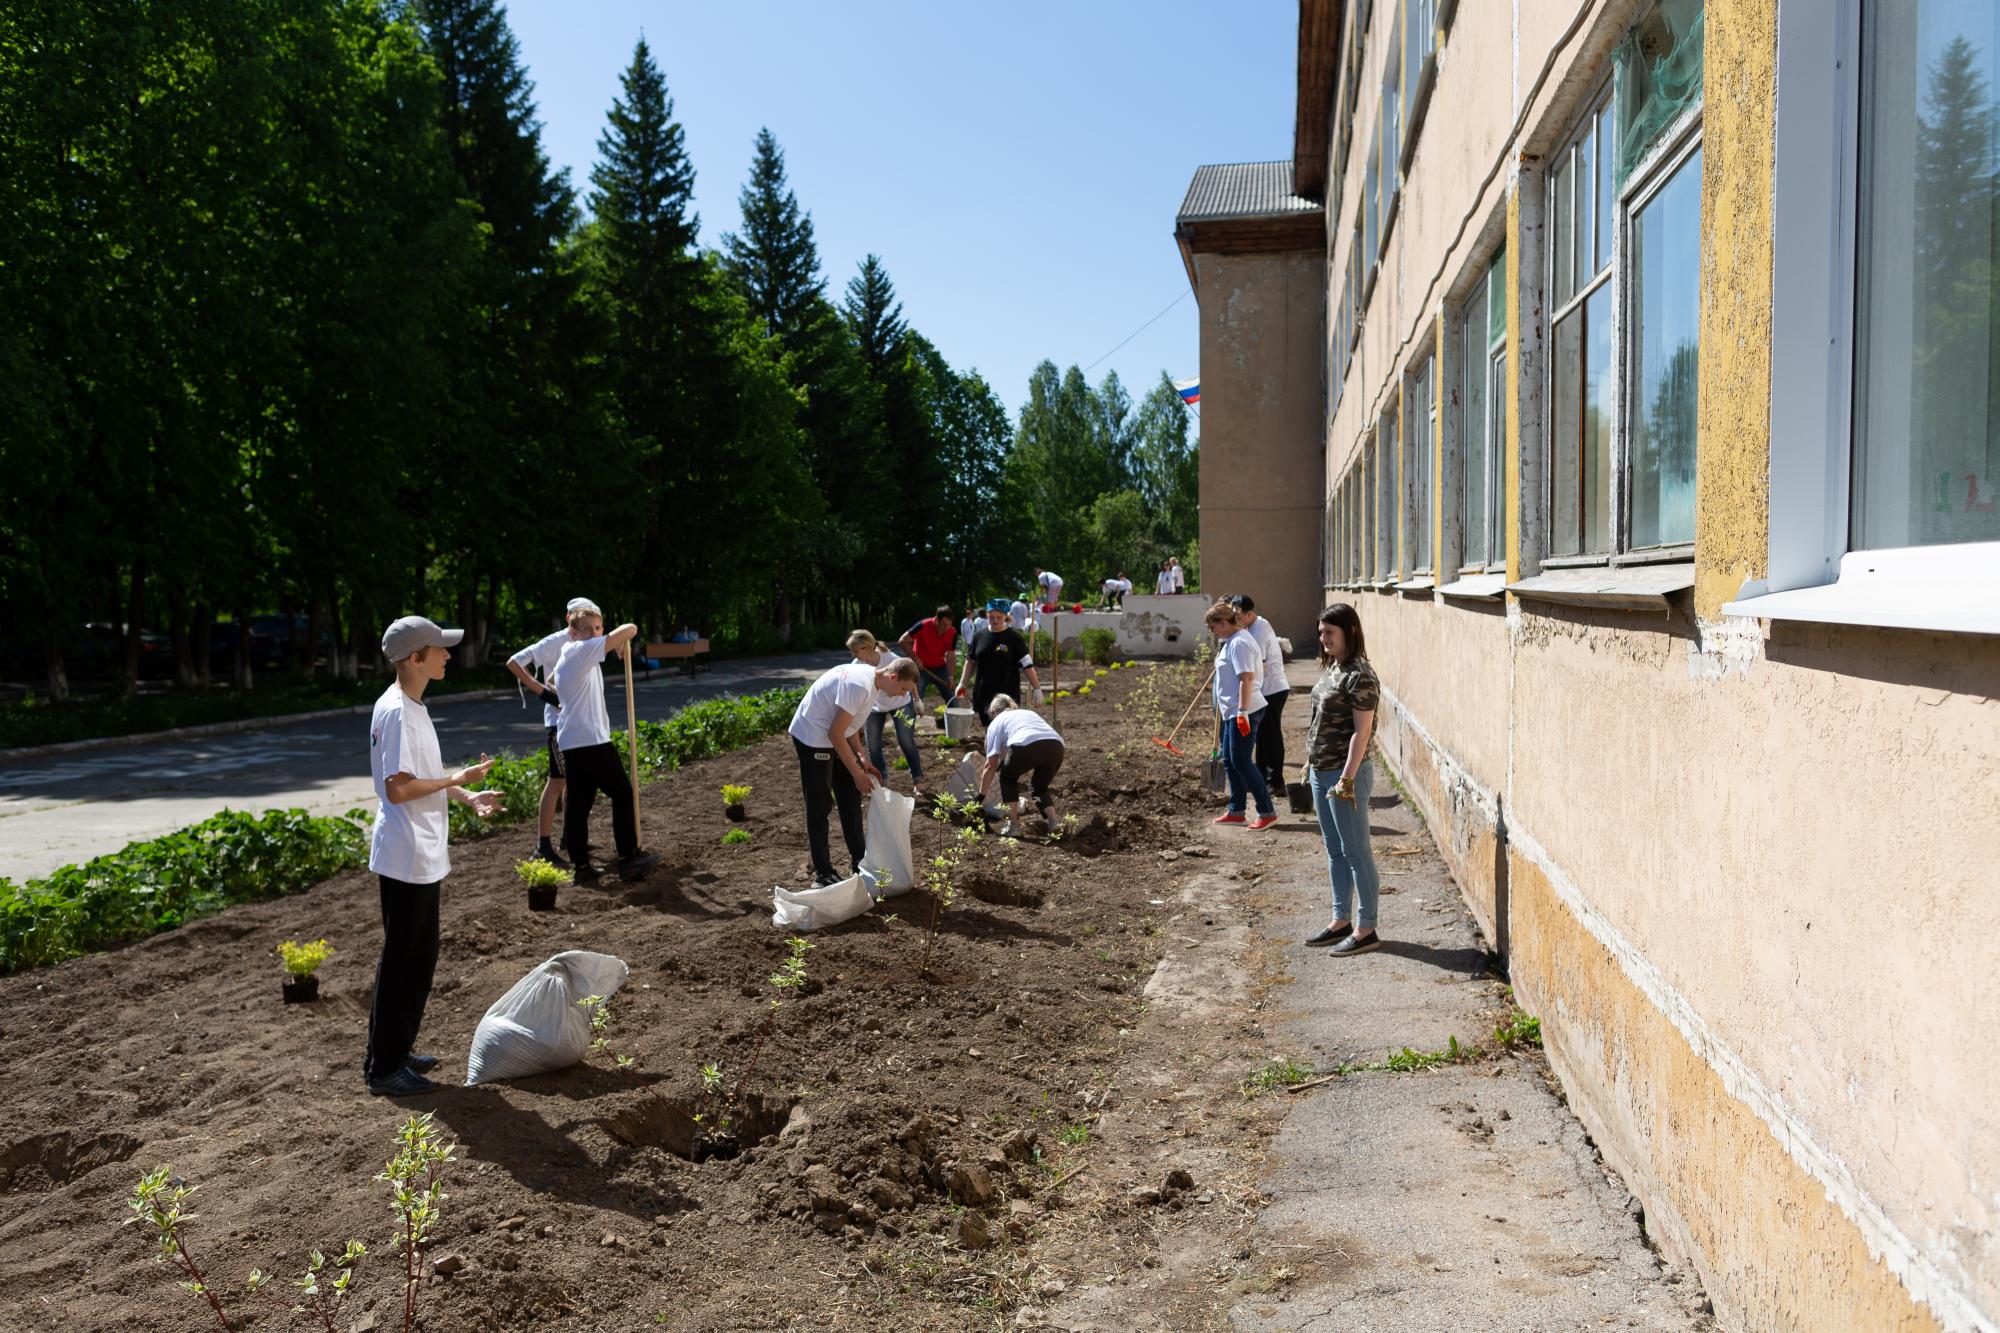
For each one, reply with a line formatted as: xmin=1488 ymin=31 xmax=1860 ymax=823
xmin=0 ymin=651 xmax=844 ymax=882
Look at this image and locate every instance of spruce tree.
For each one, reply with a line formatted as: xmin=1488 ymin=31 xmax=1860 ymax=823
xmin=842 ymin=253 xmax=907 ymax=370
xmin=724 ymin=128 xmax=825 ymax=340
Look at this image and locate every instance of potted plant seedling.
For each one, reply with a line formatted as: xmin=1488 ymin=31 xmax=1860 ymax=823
xmin=513 ymin=856 xmax=571 ymax=912
xmin=277 ymin=938 xmax=331 ymax=1004
xmin=721 ymin=783 xmax=753 ymax=822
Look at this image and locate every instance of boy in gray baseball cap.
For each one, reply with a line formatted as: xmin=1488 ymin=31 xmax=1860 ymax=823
xmin=364 ymin=615 xmax=503 ymax=1096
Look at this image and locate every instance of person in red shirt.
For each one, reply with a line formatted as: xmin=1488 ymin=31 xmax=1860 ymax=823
xmin=897 ymin=605 xmax=960 ymax=708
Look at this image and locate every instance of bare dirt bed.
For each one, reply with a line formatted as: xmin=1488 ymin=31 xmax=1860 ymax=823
xmin=0 ymin=660 xmax=1228 ymax=1331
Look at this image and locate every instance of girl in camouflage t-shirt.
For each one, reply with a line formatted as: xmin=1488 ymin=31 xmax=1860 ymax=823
xmin=1302 ymin=604 xmax=1383 ymax=955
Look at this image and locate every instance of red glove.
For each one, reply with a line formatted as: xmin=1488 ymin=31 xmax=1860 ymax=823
xmin=1235 ymin=715 xmax=1251 ymax=737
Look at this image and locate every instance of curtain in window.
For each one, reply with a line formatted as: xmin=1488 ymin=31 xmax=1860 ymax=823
xmin=1615 ymin=1 xmax=1704 ymax=185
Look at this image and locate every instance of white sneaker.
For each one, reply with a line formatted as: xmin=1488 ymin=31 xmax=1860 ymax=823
xmin=999 ymin=820 xmax=1024 ymax=839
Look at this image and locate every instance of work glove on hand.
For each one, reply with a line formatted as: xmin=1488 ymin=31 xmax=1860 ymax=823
xmin=1034 ymin=686 xmax=1046 ymax=706
xmin=541 ymin=687 xmax=561 ymax=710
xmin=1235 ymin=715 xmax=1252 ymax=737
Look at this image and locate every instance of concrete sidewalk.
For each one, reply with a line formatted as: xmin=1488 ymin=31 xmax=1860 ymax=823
xmin=1225 ymin=768 xmax=1714 ymax=1331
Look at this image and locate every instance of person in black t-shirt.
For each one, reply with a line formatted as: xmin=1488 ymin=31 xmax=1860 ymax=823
xmin=954 ymin=603 xmax=1046 ymax=723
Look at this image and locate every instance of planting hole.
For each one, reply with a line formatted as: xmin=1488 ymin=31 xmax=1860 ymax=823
xmin=604 ymin=1091 xmax=797 ymax=1163
xmin=964 ymin=875 xmax=1044 ymax=909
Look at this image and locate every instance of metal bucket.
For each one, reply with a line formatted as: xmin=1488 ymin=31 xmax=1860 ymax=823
xmin=944 ymin=707 xmax=976 ymax=740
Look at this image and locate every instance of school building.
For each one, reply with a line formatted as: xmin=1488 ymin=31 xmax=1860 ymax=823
xmin=1177 ymin=2 xmax=2000 ymax=1328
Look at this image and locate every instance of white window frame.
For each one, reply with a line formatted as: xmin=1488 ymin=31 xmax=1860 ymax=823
xmin=1539 ymin=74 xmax=1704 ymax=570
xmin=1374 ymin=404 xmax=1398 ymax=581
xmin=1404 ymin=355 xmax=1436 ymax=577
xmin=1447 ymin=245 xmax=1508 ymax=576
xmin=1400 ymin=0 xmax=1439 ymax=170
xmin=1726 ymin=0 xmax=2000 ymax=633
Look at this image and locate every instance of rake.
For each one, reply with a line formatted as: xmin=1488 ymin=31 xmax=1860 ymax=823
xmin=1150 ymin=664 xmax=1218 ymax=757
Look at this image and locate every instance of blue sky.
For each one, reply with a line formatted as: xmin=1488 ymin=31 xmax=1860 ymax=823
xmin=508 ymin=1 xmax=1297 ymax=421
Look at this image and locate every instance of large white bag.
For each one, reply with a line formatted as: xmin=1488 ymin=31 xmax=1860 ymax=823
xmin=858 ymin=786 xmax=916 ymax=896
xmin=464 ymin=950 xmax=630 ymax=1086
xmin=771 ymin=872 xmax=876 ymax=932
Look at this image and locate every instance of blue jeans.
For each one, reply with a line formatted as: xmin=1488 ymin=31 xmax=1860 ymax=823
xmin=866 ymin=704 xmax=922 ymax=780
xmin=914 ymin=663 xmax=953 ymax=706
xmin=1310 ymin=761 xmax=1380 ymax=930
xmin=1218 ymin=708 xmax=1273 ymax=816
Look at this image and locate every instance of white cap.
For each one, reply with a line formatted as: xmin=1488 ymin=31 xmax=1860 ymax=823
xmin=566 ymin=597 xmax=601 ymax=616
xmin=381 ymin=615 xmax=463 ymax=662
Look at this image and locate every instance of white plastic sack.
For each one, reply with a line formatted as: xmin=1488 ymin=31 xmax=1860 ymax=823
xmin=771 ymin=872 xmax=876 ymax=932
xmin=858 ymin=786 xmax=916 ymax=896
xmin=943 ymin=752 xmax=982 ymax=804
xmin=464 ymin=950 xmax=630 ymax=1086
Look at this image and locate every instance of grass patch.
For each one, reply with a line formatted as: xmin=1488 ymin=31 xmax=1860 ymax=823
xmin=1244 ymin=1055 xmax=1316 ymax=1094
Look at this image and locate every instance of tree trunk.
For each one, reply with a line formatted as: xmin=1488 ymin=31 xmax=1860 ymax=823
xmin=301 ymin=596 xmax=323 ymax=679
xmin=775 ymin=589 xmax=792 ymax=645
xmin=457 ymin=582 xmax=477 ymax=667
xmin=482 ymin=571 xmax=499 ymax=668
xmin=170 ymin=595 xmax=196 ymax=689
xmin=120 ymin=555 xmax=148 ymax=697
xmin=350 ymin=589 xmax=377 ymax=677
xmin=39 ymin=611 xmax=69 ymax=702
xmin=192 ymin=603 xmax=213 ymax=687
xmin=323 ymin=581 xmax=350 ymax=679
xmin=232 ymin=603 xmax=254 ymax=690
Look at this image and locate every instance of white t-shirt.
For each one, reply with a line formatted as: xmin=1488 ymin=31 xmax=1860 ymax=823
xmin=1169 ymin=564 xmax=1185 ymax=591
xmin=789 ymin=661 xmax=878 ymax=748
xmin=1037 ymin=572 xmax=1063 ymax=599
xmin=552 ymin=634 xmax=613 ymax=751
xmin=1245 ymin=614 xmax=1288 ymax=695
xmin=1214 ymin=631 xmax=1268 ymax=720
xmin=960 ymin=614 xmax=980 ymax=647
xmin=984 ymin=707 xmax=1061 ymax=758
xmin=866 ymin=646 xmax=912 ymax=713
xmin=1102 ymin=578 xmax=1131 ymax=596
xmin=1008 ymin=600 xmax=1031 ymax=632
xmin=368 ymin=683 xmax=450 ymax=883
xmin=509 ymin=628 xmax=569 ymax=728
xmin=1155 ymin=569 xmax=1174 ymax=594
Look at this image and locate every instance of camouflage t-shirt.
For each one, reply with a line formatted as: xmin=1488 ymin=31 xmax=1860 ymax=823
xmin=1305 ymin=657 xmax=1380 ymax=771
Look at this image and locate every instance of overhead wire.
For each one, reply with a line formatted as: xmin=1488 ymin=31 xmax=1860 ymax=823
xmin=1080 ymin=289 xmax=1189 ymax=374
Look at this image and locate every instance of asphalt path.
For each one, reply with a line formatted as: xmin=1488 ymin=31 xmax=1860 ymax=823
xmin=0 ymin=650 xmax=847 ymax=883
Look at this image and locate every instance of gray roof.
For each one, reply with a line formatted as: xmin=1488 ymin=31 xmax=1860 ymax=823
xmin=1176 ymin=162 xmax=1321 ymax=224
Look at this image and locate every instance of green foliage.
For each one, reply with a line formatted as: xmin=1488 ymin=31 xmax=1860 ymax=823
xmin=720 ymin=783 xmax=753 ymax=806
xmin=513 ymin=858 xmax=572 ymax=889
xmin=1492 ymin=1010 xmax=1543 ymax=1050
xmin=379 ymin=1112 xmax=456 ymax=1332
xmin=1244 ymin=1056 xmax=1316 ymax=1094
xmin=1057 ymin=1121 xmax=1091 ymax=1148
xmin=721 ymin=828 xmax=752 ymax=846
xmin=1078 ymin=628 xmax=1116 ymax=664
xmin=0 ymin=809 xmax=367 ymax=975
xmin=276 ymin=938 xmax=332 ymax=979
xmin=616 ymin=687 xmax=806 ymax=775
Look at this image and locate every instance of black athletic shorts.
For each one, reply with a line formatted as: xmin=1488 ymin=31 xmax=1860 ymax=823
xmin=545 ymin=726 xmax=566 ymax=779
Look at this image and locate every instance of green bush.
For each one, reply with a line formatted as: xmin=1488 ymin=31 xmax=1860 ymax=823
xmin=0 ymin=808 xmax=369 ymax=974
xmin=1079 ymin=628 xmax=1118 ymax=665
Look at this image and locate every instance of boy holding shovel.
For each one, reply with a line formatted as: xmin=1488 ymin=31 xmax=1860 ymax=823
xmin=549 ymin=601 xmax=657 ymax=883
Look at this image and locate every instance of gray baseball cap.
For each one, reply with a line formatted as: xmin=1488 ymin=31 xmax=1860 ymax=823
xmin=381 ymin=615 xmax=464 ymax=662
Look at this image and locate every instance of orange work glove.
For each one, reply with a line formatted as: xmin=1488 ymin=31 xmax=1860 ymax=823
xmin=1235 ymin=715 xmax=1251 ymax=737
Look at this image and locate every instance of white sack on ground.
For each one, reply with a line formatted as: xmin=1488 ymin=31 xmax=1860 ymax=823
xmin=943 ymin=752 xmax=981 ymax=803
xmin=859 ymin=786 xmax=916 ymax=895
xmin=464 ymin=950 xmax=630 ymax=1086
xmin=772 ymin=872 xmax=876 ymax=932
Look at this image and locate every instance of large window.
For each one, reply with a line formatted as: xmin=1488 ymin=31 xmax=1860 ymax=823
xmin=1852 ymin=0 xmax=2000 ymax=550
xmin=1458 ymin=249 xmax=1507 ymax=570
xmin=1402 ymin=0 xmax=1439 ymax=163
xmin=1545 ymin=0 xmax=1704 ymax=562
xmin=1375 ymin=405 xmax=1398 ymax=578
xmin=1406 ymin=358 xmax=1435 ymax=574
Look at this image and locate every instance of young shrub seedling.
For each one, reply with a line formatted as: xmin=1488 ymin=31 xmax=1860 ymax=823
xmin=919 ymin=798 xmax=983 ymax=977
xmin=577 ymin=994 xmax=638 ymax=1069
xmin=735 ymin=935 xmax=813 ymax=1100
xmin=513 ymin=857 xmax=571 ymax=889
xmin=378 ymin=1112 xmax=456 ymax=1333
xmin=722 ymin=827 xmax=753 ymax=846
xmin=276 ymin=938 xmax=331 ymax=978
xmin=127 ymin=1169 xmax=240 ymax=1329
xmin=720 ymin=783 xmax=753 ymax=807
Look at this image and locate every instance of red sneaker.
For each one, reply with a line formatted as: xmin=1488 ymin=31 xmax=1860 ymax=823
xmin=1247 ymin=814 xmax=1279 ymax=831
xmin=1212 ymin=812 xmax=1246 ymax=825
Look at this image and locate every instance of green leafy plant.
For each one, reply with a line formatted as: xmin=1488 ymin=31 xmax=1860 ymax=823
xmin=721 ymin=783 xmax=753 ymax=806
xmin=1079 ymin=627 xmax=1118 ymax=665
xmin=1382 ymin=1037 xmax=1472 ymax=1072
xmin=700 ymin=1061 xmax=725 ymax=1094
xmin=1244 ymin=1055 xmax=1317 ymax=1094
xmin=276 ymin=938 xmax=332 ymax=978
xmin=1057 ymin=1121 xmax=1091 ymax=1148
xmin=378 ymin=1112 xmax=456 ymax=1333
xmin=736 ymin=936 xmax=813 ymax=1100
xmin=513 ymin=857 xmax=572 ymax=889
xmin=920 ymin=798 xmax=983 ymax=977
xmin=721 ymin=827 xmax=753 ymax=846
xmin=1492 ymin=1010 xmax=1543 ymax=1050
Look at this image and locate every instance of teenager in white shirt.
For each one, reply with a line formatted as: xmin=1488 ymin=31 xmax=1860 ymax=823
xmin=1230 ymin=593 xmax=1290 ymax=796
xmin=365 ymin=615 xmax=502 ymax=1097
xmin=1155 ymin=561 xmax=1175 ymax=595
xmin=976 ymin=694 xmax=1065 ymax=837
xmin=1168 ymin=556 xmax=1186 ymax=592
xmin=848 ymin=630 xmax=923 ymax=791
xmin=503 ymin=597 xmax=596 ymax=868
xmin=550 ymin=605 xmax=655 ymax=883
xmin=1207 ymin=600 xmax=1276 ymax=828
xmin=1008 ymin=597 xmax=1033 ymax=633
xmin=1101 ymin=573 xmax=1132 ymax=608
xmin=1033 ymin=567 xmax=1064 ymax=610
xmin=789 ymin=654 xmax=921 ymax=887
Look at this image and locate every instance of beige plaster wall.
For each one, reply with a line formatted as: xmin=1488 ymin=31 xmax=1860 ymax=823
xmin=1196 ymin=249 xmax=1326 ymax=647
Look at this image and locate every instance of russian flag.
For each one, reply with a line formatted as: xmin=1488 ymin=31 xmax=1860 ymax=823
xmin=1173 ymin=377 xmax=1200 ymax=405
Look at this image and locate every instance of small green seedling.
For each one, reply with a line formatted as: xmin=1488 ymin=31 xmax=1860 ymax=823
xmin=721 ymin=783 xmax=753 ymax=807
xmin=1244 ymin=1055 xmax=1316 ymax=1095
xmin=276 ymin=939 xmax=331 ymax=979
xmin=1057 ymin=1121 xmax=1091 ymax=1148
xmin=513 ymin=857 xmax=572 ymax=889
xmin=378 ymin=1112 xmax=456 ymax=1333
xmin=722 ymin=828 xmax=752 ymax=846
xmin=700 ymin=1061 xmax=724 ymax=1093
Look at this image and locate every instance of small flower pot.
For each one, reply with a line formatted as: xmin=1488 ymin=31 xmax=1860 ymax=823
xmin=724 ymin=803 xmax=748 ymax=823
xmin=281 ymin=975 xmax=320 ymax=1005
xmin=527 ymin=886 xmax=558 ymax=912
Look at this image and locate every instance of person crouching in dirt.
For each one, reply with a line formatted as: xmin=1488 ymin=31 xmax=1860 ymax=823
xmin=976 ymin=694 xmax=1065 ymax=838
xmin=789 ymin=653 xmax=922 ymax=887
xmin=847 ymin=629 xmax=924 ymax=795
xmin=955 ymin=600 xmax=1044 ymax=723
xmin=366 ymin=615 xmax=504 ymax=1097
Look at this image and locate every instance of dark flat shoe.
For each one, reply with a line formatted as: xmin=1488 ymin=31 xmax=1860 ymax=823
xmin=1329 ymin=932 xmax=1381 ymax=956
xmin=1304 ymin=924 xmax=1352 ymax=947
xmin=406 ymin=1053 xmax=440 ymax=1074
